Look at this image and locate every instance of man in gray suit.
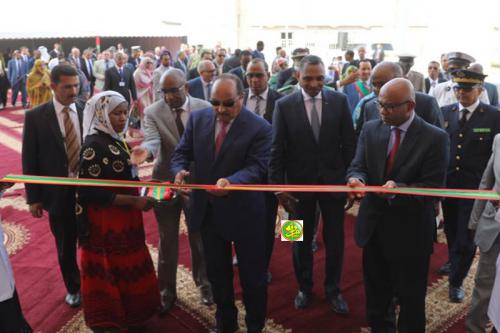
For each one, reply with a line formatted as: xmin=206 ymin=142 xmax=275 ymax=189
xmin=131 ymin=68 xmax=213 ymax=313
xmin=467 ymin=134 xmax=500 ymax=333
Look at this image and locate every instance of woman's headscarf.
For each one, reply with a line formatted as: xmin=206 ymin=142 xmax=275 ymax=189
xmin=82 ymin=91 xmax=129 ymax=140
xmin=30 ymin=59 xmax=47 ymax=76
xmin=38 ymin=46 xmax=50 ymax=63
xmin=138 ymin=56 xmax=155 ymax=75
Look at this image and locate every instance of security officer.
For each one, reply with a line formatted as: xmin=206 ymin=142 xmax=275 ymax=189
xmin=441 ymin=68 xmax=500 ymax=302
xmin=432 ymin=52 xmax=489 ymax=107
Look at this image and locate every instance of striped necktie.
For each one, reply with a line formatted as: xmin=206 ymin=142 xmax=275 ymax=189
xmin=62 ymin=107 xmax=80 ymax=174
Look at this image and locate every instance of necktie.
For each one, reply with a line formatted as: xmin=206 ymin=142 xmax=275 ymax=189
xmin=174 ymin=108 xmax=184 ymax=137
xmin=385 ymin=128 xmax=401 ymax=176
xmin=215 ymin=121 xmax=229 ymax=155
xmin=87 ymin=60 xmax=92 ymax=76
xmin=16 ymin=60 xmax=20 ymax=74
xmin=253 ymin=95 xmax=262 ymax=116
xmin=310 ymin=97 xmax=321 ymax=142
xmin=118 ymin=68 xmax=124 ymax=82
xmin=206 ymin=82 xmax=212 ymax=100
xmin=459 ymin=109 xmax=469 ymax=129
xmin=105 ymin=59 xmax=109 ymax=70
xmin=62 ymin=107 xmax=80 ymax=174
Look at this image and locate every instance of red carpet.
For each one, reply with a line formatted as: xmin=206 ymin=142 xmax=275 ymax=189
xmin=0 ymin=100 xmax=471 ymax=332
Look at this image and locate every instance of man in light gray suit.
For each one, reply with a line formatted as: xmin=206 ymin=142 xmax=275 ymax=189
xmin=92 ymin=50 xmax=115 ymax=92
xmin=152 ymin=51 xmax=171 ymax=102
xmin=467 ymin=134 xmax=500 ymax=333
xmin=131 ymin=68 xmax=213 ymax=313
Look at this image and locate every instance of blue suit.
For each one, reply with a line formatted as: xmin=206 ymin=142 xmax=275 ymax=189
xmin=187 ymin=77 xmax=207 ymax=100
xmin=171 ymin=106 xmax=271 ymax=332
xmin=343 ymin=82 xmax=369 ymax=114
xmin=7 ymin=58 xmax=28 ymax=107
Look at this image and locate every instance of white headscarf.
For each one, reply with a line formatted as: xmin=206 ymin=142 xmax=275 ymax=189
xmin=83 ymin=91 xmax=129 ymax=140
xmin=38 ymin=46 xmax=50 ymax=63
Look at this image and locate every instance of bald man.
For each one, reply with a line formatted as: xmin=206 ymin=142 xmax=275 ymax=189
xmin=347 ymin=78 xmax=449 ymax=332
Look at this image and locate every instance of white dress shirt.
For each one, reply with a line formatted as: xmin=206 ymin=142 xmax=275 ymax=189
xmin=174 ymin=96 xmax=191 ymax=126
xmin=53 ymin=98 xmax=81 ymax=177
xmin=202 ymin=79 xmax=212 ymax=100
xmin=246 ymin=88 xmax=269 ymax=116
xmin=387 ymin=111 xmax=415 ymax=156
xmin=301 ymin=88 xmax=322 ymax=126
xmin=458 ymin=99 xmax=480 ymax=121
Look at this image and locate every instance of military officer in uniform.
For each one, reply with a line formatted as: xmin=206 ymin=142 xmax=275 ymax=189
xmin=432 ymin=52 xmax=489 ymax=107
xmin=441 ymin=69 xmax=500 ymax=302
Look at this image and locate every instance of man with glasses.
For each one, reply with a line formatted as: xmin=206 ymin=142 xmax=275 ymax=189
xmin=171 ymin=74 xmax=272 ymax=333
xmin=441 ymin=69 xmax=500 ymax=303
xmin=269 ymin=55 xmax=355 ymax=313
xmin=187 ymin=60 xmax=216 ymax=101
xmin=229 ymin=50 xmax=252 ymax=89
xmin=347 ymin=78 xmax=449 ymax=332
xmin=131 ymin=68 xmax=213 ymax=313
xmin=355 ymin=61 xmax=443 ymax=138
xmin=242 ymin=58 xmax=283 ymax=282
xmin=214 ymin=48 xmax=227 ymax=76
xmin=432 ymin=52 xmax=489 ymax=107
xmin=153 ymin=50 xmax=171 ymax=102
xmin=425 ymin=61 xmax=446 ymax=95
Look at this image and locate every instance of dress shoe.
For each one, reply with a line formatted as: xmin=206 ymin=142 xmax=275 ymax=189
xmin=294 ymin=291 xmax=311 ymax=309
xmin=328 ymin=293 xmax=349 ymax=314
xmin=208 ymin=325 xmax=239 ymax=333
xmin=158 ymin=297 xmax=177 ymax=315
xmin=449 ymin=285 xmax=465 ymax=303
xmin=200 ymin=289 xmax=214 ymax=306
xmin=438 ymin=262 xmax=451 ymax=275
xmin=267 ymin=271 xmax=272 ymax=284
xmin=65 ymin=292 xmax=81 ymax=307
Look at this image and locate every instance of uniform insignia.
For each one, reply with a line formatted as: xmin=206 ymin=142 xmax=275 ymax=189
xmin=88 ymin=164 xmax=101 ymax=177
xmin=444 ymin=121 xmax=448 ymax=129
xmin=473 ymin=128 xmax=491 ymax=133
xmin=82 ymin=147 xmax=95 ymax=160
xmin=75 ymin=203 xmax=83 ymax=215
xmin=445 ymin=86 xmax=451 ymax=92
xmin=102 ymin=157 xmax=109 ymax=165
xmin=112 ymin=160 xmax=125 ymax=173
xmin=457 ymin=71 xmax=465 ymax=78
xmin=108 ymin=145 xmax=120 ymax=155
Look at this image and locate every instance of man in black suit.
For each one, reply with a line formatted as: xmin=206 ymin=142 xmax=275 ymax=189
xmin=243 ymin=58 xmax=283 ymax=282
xmin=173 ymin=50 xmax=188 ymax=74
xmin=229 ymin=50 xmax=252 ymax=89
xmin=104 ymin=51 xmax=137 ymax=106
xmin=49 ymin=42 xmax=62 ymax=60
xmin=269 ymin=55 xmax=355 ymax=313
xmin=276 ymin=48 xmax=309 ymax=89
xmin=356 ymin=61 xmax=443 ymax=137
xmin=347 ymin=78 xmax=449 ymax=332
xmin=441 ymin=69 xmax=500 ymax=303
xmin=425 ymin=61 xmax=446 ymax=94
xmin=223 ymin=49 xmax=241 ymax=73
xmin=22 ymin=65 xmax=83 ymax=307
xmin=80 ymin=48 xmax=95 ymax=96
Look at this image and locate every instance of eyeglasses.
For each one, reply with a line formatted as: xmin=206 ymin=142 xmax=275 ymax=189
xmin=376 ymin=100 xmax=410 ymax=111
xmin=453 ymin=86 xmax=476 ymax=92
xmin=246 ymin=73 xmax=265 ymax=78
xmin=210 ymin=99 xmax=238 ymax=107
xmin=161 ymin=85 xmax=185 ymax=94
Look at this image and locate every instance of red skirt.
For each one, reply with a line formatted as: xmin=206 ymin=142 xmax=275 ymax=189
xmin=80 ymin=204 xmax=160 ymax=330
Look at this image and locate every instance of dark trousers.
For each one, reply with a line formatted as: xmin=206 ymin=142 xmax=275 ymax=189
xmin=201 ymin=207 xmax=267 ymax=333
xmin=0 ymin=75 xmax=9 ymax=107
xmin=363 ymin=228 xmax=430 ymax=333
xmin=442 ymin=198 xmax=476 ymax=287
xmin=11 ymin=79 xmax=27 ymax=107
xmin=264 ymin=193 xmax=278 ymax=269
xmin=290 ymin=194 xmax=345 ymax=297
xmin=0 ymin=290 xmax=32 ymax=333
xmin=48 ymin=213 xmax=81 ymax=294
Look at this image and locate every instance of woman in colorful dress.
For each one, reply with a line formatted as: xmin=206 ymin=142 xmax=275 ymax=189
xmin=77 ymin=91 xmax=159 ymax=333
xmin=26 ymin=59 xmax=52 ymax=107
xmin=132 ymin=57 xmax=155 ymax=137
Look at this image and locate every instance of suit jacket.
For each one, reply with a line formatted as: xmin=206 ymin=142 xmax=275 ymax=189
xmin=7 ymin=58 xmax=28 ymax=85
xmin=242 ymin=88 xmax=283 ymax=123
xmin=187 ymin=77 xmax=208 ymax=100
xmin=442 ymin=102 xmax=500 ymax=189
xmin=223 ymin=55 xmax=240 ymax=73
xmin=269 ymin=88 xmax=356 ymax=197
xmin=142 ymin=96 xmax=210 ymax=181
xmin=356 ymin=92 xmax=443 ymax=137
xmin=173 ymin=60 xmax=187 ymax=74
xmin=469 ymin=134 xmax=500 ymax=252
xmin=425 ymin=77 xmax=446 ymax=94
xmin=407 ymin=70 xmax=425 ymax=93
xmin=484 ymin=82 xmax=499 ymax=107
xmin=103 ymin=66 xmax=137 ymax=104
xmin=342 ymin=82 xmax=370 ymax=113
xmin=229 ymin=66 xmax=249 ymax=89
xmin=277 ymin=67 xmax=296 ymax=89
xmin=171 ymin=107 xmax=272 ymax=240
xmin=22 ymin=101 xmax=84 ymax=215
xmin=80 ymin=57 xmax=95 ymax=85
xmin=347 ymin=116 xmax=449 ymax=258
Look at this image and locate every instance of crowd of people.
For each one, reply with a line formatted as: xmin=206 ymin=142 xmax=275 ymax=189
xmin=0 ymin=39 xmax=499 ymax=333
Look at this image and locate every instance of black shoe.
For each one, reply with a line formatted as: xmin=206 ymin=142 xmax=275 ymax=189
xmin=201 ymin=289 xmax=214 ymax=306
xmin=208 ymin=325 xmax=239 ymax=333
xmin=449 ymin=285 xmax=464 ymax=303
xmin=267 ymin=271 xmax=272 ymax=284
xmin=438 ymin=262 xmax=451 ymax=275
xmin=65 ymin=292 xmax=81 ymax=307
xmin=327 ymin=293 xmax=349 ymax=314
xmin=294 ymin=291 xmax=311 ymax=309
xmin=158 ymin=297 xmax=177 ymax=315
